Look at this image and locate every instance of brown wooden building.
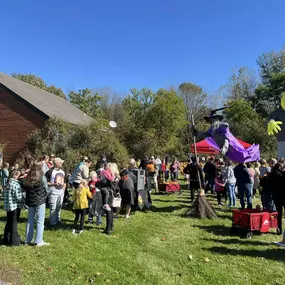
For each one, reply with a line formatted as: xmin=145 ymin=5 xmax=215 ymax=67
xmin=0 ymin=72 xmax=93 ymax=164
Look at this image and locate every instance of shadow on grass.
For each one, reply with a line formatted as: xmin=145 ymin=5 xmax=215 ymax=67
xmin=206 ymin=246 xmax=285 ymax=262
xmin=152 ymin=198 xmax=191 ymax=204
xmin=204 ymin=238 xmax=271 ymax=246
xmin=0 ymin=216 xmax=27 ymax=223
xmin=193 ymin=224 xmax=233 ymax=237
xmin=147 ymin=204 xmax=189 ymax=213
xmin=45 ymin=223 xmax=94 ymax=231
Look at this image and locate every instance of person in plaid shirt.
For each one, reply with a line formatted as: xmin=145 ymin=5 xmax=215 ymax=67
xmin=3 ymin=170 xmax=23 ymax=246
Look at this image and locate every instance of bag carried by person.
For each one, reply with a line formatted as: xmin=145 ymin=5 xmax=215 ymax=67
xmin=112 ymin=193 xmax=122 ymax=208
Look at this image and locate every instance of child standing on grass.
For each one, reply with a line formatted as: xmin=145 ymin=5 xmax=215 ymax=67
xmin=72 ymin=179 xmax=92 ymax=234
xmin=88 ymin=171 xmax=100 ymax=223
xmin=3 ymin=171 xmax=23 ymax=246
xmin=215 ymin=171 xmax=225 ymax=206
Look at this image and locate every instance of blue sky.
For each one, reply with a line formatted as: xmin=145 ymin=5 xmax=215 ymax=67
xmin=1 ymin=0 xmax=284 ymax=95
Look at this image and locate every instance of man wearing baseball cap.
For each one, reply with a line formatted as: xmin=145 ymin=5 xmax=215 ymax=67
xmin=45 ymin=157 xmax=67 ymax=226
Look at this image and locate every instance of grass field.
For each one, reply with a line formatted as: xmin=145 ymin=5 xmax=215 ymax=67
xmin=0 ymin=182 xmax=284 ymax=285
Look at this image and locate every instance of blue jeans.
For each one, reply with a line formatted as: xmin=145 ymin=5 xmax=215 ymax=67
xmin=26 ymin=203 xmax=46 ymax=244
xmin=96 ymin=215 xmax=102 ymax=225
xmin=171 ymin=172 xmax=178 ymax=181
xmin=49 ymin=191 xmax=64 ymax=225
xmin=227 ymin=183 xmax=236 ymax=207
xmin=238 ymin=183 xmax=252 ymax=209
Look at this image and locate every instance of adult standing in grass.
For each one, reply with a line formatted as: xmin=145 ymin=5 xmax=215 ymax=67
xmin=3 ymin=170 xmax=23 ymax=246
xmin=118 ymin=169 xmax=135 ymax=219
xmin=234 ymin=163 xmax=252 ymax=209
xmin=22 ymin=161 xmax=49 ymax=247
xmin=128 ymin=158 xmax=139 ymax=211
xmin=183 ymin=157 xmax=204 ymax=202
xmin=73 ymin=159 xmax=92 ymax=189
xmin=203 ymin=156 xmax=217 ymax=194
xmin=41 ymin=155 xmax=50 ymax=174
xmin=46 ymin=157 xmax=66 ymax=226
xmin=224 ymin=161 xmax=236 ymax=208
xmin=1 ymin=162 xmax=10 ymax=191
xmin=170 ymin=158 xmax=180 ymax=181
xmin=270 ymin=163 xmax=285 ymax=234
xmin=253 ymin=161 xmax=261 ymax=198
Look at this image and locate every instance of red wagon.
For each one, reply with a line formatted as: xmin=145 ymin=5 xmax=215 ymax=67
xmin=232 ymin=209 xmax=278 ymax=238
xmin=158 ymin=182 xmax=181 ymax=194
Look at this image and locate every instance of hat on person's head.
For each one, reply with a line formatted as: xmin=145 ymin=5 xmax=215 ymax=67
xmin=50 ymin=154 xmax=55 ymax=158
xmin=151 ymin=156 xmax=154 ymax=159
xmin=54 ymin=157 xmax=64 ymax=164
xmin=120 ymin=169 xmax=129 ymax=177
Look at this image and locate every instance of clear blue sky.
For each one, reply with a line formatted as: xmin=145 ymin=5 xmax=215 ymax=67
xmin=1 ymin=0 xmax=284 ymax=95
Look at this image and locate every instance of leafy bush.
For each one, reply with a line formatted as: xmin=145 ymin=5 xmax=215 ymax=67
xmin=24 ymin=118 xmax=129 ymax=172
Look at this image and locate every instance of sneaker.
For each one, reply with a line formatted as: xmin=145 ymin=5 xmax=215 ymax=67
xmin=78 ymin=230 xmax=84 ymax=235
xmin=125 ymin=214 xmax=130 ymax=219
xmin=36 ymin=241 xmax=50 ymax=247
xmin=114 ymin=214 xmax=119 ymax=219
xmin=72 ymin=229 xmax=76 ymax=235
xmin=103 ymin=204 xmax=111 ymax=212
xmin=274 ymin=242 xmax=285 ymax=247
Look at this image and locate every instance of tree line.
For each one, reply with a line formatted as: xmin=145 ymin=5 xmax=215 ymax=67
xmin=13 ymin=47 xmax=285 ymax=167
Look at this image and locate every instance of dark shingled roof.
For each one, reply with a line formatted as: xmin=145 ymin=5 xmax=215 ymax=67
xmin=0 ymin=72 xmax=94 ymax=125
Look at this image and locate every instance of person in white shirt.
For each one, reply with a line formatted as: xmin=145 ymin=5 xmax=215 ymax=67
xmin=45 ymin=157 xmax=66 ymax=226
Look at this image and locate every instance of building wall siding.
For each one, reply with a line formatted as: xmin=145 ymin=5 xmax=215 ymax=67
xmin=0 ymin=87 xmax=46 ymax=163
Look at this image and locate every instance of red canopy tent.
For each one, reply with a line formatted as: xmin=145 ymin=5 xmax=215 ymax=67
xmin=191 ymin=139 xmax=251 ymax=154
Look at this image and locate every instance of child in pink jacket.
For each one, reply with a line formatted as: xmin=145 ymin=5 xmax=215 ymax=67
xmin=215 ymin=171 xmax=225 ymax=206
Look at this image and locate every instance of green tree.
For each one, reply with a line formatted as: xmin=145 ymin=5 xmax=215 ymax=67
xmin=257 ymin=49 xmax=285 ymax=84
xmin=225 ymin=67 xmax=259 ymax=101
xmin=68 ymin=88 xmax=102 ymax=119
xmin=254 ymin=72 xmax=285 ymax=117
xmin=12 ymin=73 xmax=66 ymax=99
xmin=25 ymin=118 xmax=129 ymax=171
xmin=252 ymin=48 xmax=285 ymax=117
xmin=178 ymin=82 xmax=207 ymax=121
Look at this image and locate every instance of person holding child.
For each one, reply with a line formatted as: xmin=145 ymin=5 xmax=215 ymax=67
xmin=3 ymin=170 xmax=23 ymax=246
xmin=72 ymin=179 xmax=92 ymax=234
xmin=98 ymin=163 xmax=115 ymax=212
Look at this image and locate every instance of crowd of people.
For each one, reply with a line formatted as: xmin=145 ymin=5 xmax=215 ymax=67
xmin=183 ymin=155 xmax=285 ymax=246
xmin=1 ymin=153 xmax=285 ymax=247
xmin=0 ymin=154 xmax=182 ymax=247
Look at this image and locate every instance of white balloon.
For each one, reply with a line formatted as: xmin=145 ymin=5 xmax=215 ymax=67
xmin=109 ymin=121 xmax=117 ymax=128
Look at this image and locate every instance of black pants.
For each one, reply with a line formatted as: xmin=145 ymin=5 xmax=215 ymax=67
xmin=275 ymin=202 xmax=285 ymax=231
xmin=105 ymin=210 xmax=114 ymax=234
xmin=4 ymin=208 xmax=21 ymax=246
xmin=217 ymin=192 xmax=222 ymax=205
xmin=73 ymin=209 xmax=86 ymax=231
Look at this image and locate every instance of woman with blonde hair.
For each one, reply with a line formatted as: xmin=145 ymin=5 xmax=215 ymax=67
xmin=22 ymin=161 xmax=49 ymax=246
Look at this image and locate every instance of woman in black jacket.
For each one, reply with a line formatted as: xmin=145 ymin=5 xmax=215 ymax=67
xmin=22 ymin=161 xmax=49 ymax=246
xmin=270 ymin=163 xmax=285 ymax=234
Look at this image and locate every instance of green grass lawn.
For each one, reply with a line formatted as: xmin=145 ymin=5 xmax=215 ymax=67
xmin=0 ymin=183 xmax=285 ymax=285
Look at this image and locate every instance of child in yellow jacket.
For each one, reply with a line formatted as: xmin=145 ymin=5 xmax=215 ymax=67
xmin=72 ymin=180 xmax=92 ymax=234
